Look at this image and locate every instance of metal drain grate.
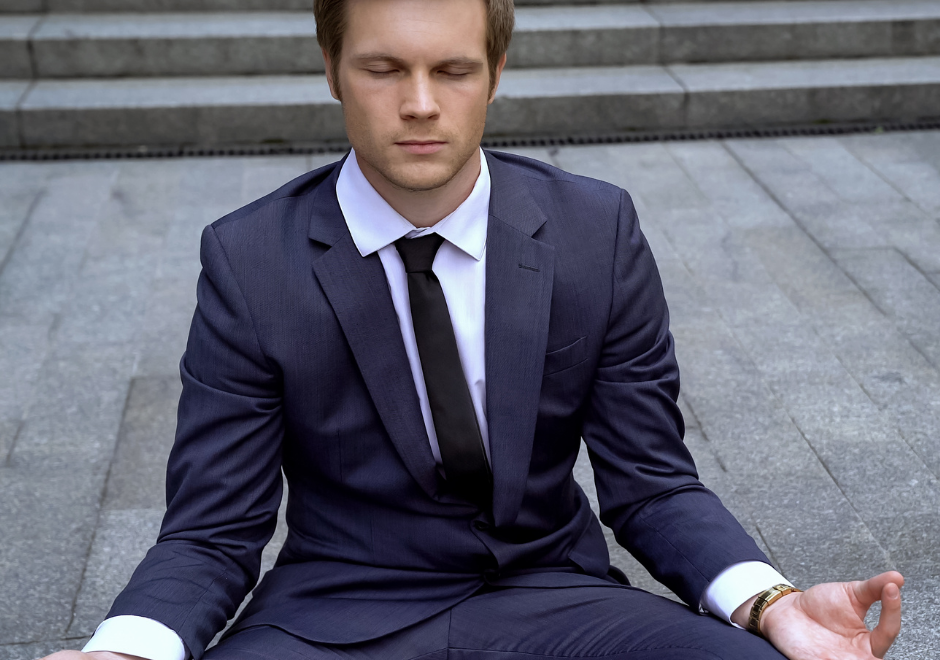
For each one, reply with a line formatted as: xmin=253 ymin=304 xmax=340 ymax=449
xmin=2 ymin=119 xmax=939 ymax=162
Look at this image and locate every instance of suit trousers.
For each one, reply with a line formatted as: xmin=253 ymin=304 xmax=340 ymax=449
xmin=203 ymin=585 xmax=787 ymax=660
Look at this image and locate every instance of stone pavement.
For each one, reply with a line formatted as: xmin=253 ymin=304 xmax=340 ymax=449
xmin=1 ymin=131 xmax=939 ymax=659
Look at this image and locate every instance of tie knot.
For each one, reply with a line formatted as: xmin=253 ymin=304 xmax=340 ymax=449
xmin=395 ymin=234 xmax=445 ymax=273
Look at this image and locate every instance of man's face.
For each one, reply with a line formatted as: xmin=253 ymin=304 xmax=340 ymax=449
xmin=326 ymin=0 xmax=503 ymax=192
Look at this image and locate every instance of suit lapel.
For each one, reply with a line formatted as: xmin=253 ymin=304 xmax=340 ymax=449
xmin=484 ymin=153 xmax=555 ymax=527
xmin=308 ymin=166 xmax=440 ymax=500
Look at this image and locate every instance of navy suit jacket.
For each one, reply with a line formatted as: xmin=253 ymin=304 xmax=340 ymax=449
xmin=108 ymin=151 xmax=769 ymax=658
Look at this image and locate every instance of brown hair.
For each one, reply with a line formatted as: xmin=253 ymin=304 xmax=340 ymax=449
xmin=314 ymin=0 xmax=514 ymax=95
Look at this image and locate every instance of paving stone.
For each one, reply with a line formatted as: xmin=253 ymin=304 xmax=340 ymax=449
xmin=136 ymin=158 xmax=243 ymax=377
xmin=666 ymin=141 xmax=940 ymax=482
xmin=239 ymin=155 xmax=310 ymax=205
xmin=0 ymin=163 xmax=118 ymax=325
xmin=834 ymin=248 xmax=940 ymax=369
xmin=0 ymin=163 xmax=48 ymax=270
xmin=491 ymin=146 xmax=557 ymax=165
xmin=134 ymin=276 xmax=195 ymax=378
xmin=67 ymin=508 xmax=165 ymax=637
xmin=10 ymin=344 xmax=134 ymax=471
xmin=0 ymin=638 xmax=92 ymax=660
xmin=841 ymin=131 xmax=940 ymax=213
xmin=724 ymin=138 xmax=890 ymax=250
xmin=643 ymin=201 xmax=940 ymax=559
xmin=0 ymin=419 xmax=20 ymax=466
xmin=555 ymin=141 xmax=925 ymax=584
xmin=887 ymin=576 xmax=940 ymax=658
xmin=32 ymin=12 xmax=322 ymax=78
xmin=0 ymin=466 xmax=105 ymax=643
xmin=741 ymin=225 xmax=940 ymax=479
xmin=781 ymin=136 xmax=906 ymax=204
xmin=104 ymin=376 xmax=180 ymax=510
xmin=0 ymin=82 xmax=28 ymax=148
xmin=0 ymin=322 xmax=50 ymax=429
xmin=53 ymin=161 xmax=181 ymax=348
xmin=0 ymin=15 xmax=36 ymax=79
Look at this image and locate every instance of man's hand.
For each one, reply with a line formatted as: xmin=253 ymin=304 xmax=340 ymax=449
xmin=40 ymin=652 xmax=145 ymax=660
xmin=732 ymin=571 xmax=904 ymax=659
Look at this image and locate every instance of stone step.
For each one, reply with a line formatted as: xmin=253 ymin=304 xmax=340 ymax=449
xmin=3 ymin=1 xmax=939 ymax=79
xmin=0 ymin=0 xmax=861 ymax=14
xmin=2 ymin=56 xmax=938 ymax=148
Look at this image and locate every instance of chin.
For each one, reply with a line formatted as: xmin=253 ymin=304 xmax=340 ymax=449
xmin=386 ymin=161 xmax=460 ymax=192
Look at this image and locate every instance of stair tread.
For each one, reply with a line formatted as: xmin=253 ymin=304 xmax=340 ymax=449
xmin=13 ymin=0 xmax=940 ymax=40
xmin=14 ymin=56 xmax=940 ymax=110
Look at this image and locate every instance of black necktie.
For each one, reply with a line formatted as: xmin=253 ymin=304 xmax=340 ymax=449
xmin=395 ymin=234 xmax=492 ymax=509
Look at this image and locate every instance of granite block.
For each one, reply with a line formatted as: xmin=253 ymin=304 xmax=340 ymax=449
xmin=0 ymin=466 xmax=104 ymax=642
xmin=665 ymin=141 xmax=793 ymax=229
xmin=511 ymin=5 xmax=659 ymax=67
xmin=0 ymin=164 xmax=118 ymax=324
xmin=104 ymin=376 xmax=181 ymax=510
xmin=0 ymin=0 xmax=42 ymax=11
xmin=723 ymin=139 xmax=888 ymax=250
xmin=0 ymin=321 xmax=50 ymax=425
xmin=0 ymin=82 xmax=28 ymax=148
xmin=0 ymin=638 xmax=92 ymax=660
xmin=842 ymin=132 xmax=940 ymax=214
xmin=833 ymin=247 xmax=940 ymax=368
xmin=33 ymin=13 xmax=321 ymax=77
xmin=0 ymin=16 xmax=36 ymax=78
xmin=887 ymin=576 xmax=940 ymax=659
xmin=0 ymin=163 xmax=47 ymax=267
xmin=489 ymin=66 xmax=685 ymax=135
xmin=782 ymin=136 xmax=906 ymax=204
xmin=490 ymin=147 xmax=557 ymax=165
xmin=552 ymin=142 xmax=706 ymax=211
xmin=10 ymin=344 xmax=134 ymax=470
xmin=239 ymin=155 xmax=310 ymax=205
xmin=47 ymin=0 xmax=310 ymax=9
xmin=19 ymin=76 xmax=344 ymax=147
xmin=133 ymin=275 xmax=196 ymax=378
xmin=67 ymin=508 xmax=165 ymax=636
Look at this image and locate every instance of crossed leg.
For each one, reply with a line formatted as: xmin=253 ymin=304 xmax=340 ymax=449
xmin=204 ymin=585 xmax=787 ymax=660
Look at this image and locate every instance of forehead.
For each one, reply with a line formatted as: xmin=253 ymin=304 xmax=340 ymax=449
xmin=343 ymin=0 xmax=488 ymax=59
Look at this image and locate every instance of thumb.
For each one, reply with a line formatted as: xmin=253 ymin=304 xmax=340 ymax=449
xmin=870 ymin=582 xmax=902 ymax=658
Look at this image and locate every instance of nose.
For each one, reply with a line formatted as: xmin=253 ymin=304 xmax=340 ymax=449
xmin=400 ymin=72 xmax=440 ymax=121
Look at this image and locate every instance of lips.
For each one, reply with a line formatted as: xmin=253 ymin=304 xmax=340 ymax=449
xmin=396 ymin=141 xmax=446 ymax=155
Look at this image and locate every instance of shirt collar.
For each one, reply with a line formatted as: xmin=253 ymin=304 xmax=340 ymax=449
xmin=335 ymin=147 xmax=489 ymax=261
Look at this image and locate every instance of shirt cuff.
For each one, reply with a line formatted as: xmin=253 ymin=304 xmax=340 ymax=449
xmin=700 ymin=561 xmax=792 ymax=628
xmin=82 ymin=615 xmax=187 ymax=660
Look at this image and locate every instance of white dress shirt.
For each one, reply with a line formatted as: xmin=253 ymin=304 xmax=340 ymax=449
xmin=83 ymin=148 xmax=786 ymax=660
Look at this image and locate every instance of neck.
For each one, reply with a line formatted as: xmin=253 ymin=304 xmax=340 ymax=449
xmin=357 ymin=150 xmax=481 ymax=228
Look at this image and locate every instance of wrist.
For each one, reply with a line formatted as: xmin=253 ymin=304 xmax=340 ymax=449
xmin=758 ymin=590 xmax=800 ymax=637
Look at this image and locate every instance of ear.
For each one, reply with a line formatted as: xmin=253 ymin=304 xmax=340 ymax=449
xmin=488 ymin=52 xmax=507 ymax=104
xmin=322 ymin=48 xmax=340 ymax=101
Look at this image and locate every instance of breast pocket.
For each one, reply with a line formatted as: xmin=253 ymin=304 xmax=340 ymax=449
xmin=543 ymin=335 xmax=588 ymax=376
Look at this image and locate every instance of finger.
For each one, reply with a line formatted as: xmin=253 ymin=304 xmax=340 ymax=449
xmin=853 ymin=571 xmax=905 ymax=608
xmin=870 ymin=582 xmax=902 ymax=659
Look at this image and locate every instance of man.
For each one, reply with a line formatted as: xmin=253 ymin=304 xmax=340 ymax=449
xmin=46 ymin=1 xmax=903 ymax=659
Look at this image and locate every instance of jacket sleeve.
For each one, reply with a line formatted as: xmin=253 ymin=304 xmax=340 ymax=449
xmin=107 ymin=224 xmax=284 ymax=659
xmin=580 ymin=189 xmax=769 ymax=608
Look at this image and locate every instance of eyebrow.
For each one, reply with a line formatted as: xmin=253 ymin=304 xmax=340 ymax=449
xmin=351 ymin=53 xmax=484 ymax=68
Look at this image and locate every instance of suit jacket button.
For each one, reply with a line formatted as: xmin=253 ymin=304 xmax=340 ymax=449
xmin=473 ymin=520 xmax=490 ymax=531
